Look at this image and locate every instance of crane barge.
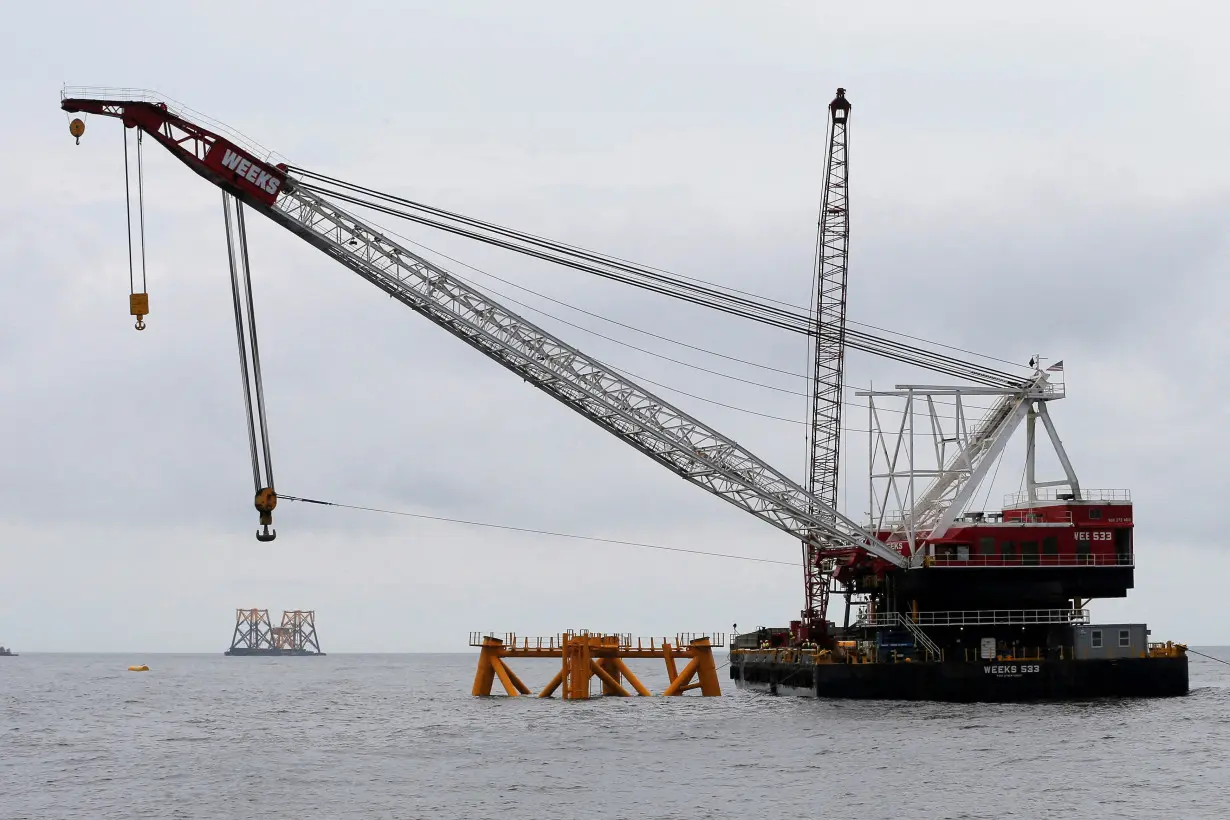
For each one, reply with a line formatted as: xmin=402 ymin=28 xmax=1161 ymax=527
xmin=59 ymin=88 xmax=1187 ymax=701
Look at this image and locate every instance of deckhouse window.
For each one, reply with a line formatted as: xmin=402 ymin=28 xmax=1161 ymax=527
xmin=1119 ymin=630 xmax=1130 ymax=648
xmin=1021 ymin=541 xmax=1039 ymax=565
xmin=1089 ymin=508 xmax=1102 ymax=520
xmin=1091 ymin=630 xmax=1103 ymax=648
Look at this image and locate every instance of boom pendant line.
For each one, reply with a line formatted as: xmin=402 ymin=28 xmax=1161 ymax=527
xmin=287 ymin=170 xmax=1031 ymax=389
xmin=221 ymin=193 xmax=277 ymax=541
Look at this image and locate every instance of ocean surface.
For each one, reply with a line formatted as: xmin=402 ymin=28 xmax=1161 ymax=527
xmin=3 ymin=650 xmax=1229 ymax=819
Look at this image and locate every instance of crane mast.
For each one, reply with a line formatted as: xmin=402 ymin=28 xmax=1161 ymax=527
xmin=802 ymin=88 xmax=852 ymax=636
xmin=60 ymin=91 xmax=910 ymax=571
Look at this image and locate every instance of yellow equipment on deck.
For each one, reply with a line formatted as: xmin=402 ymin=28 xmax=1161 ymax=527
xmin=471 ymin=631 xmax=723 ymax=699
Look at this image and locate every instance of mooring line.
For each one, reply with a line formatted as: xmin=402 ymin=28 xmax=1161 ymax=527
xmin=1187 ymin=648 xmax=1230 ymax=666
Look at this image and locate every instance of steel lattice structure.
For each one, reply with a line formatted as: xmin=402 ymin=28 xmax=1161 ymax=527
xmin=273 ymin=610 xmax=323 ymax=653
xmin=859 ymin=375 xmax=1067 ymax=566
xmin=801 ymin=89 xmax=852 ymax=633
xmin=269 ymin=184 xmax=907 ymax=568
xmin=229 ymin=608 xmax=274 ymax=651
xmin=59 ymin=91 xmax=909 ymax=571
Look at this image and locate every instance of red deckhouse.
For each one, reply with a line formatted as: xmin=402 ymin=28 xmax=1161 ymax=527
xmin=926 ymin=489 xmax=1133 ymax=568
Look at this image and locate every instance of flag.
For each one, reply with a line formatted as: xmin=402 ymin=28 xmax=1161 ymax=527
xmin=1046 ymin=360 xmax=1064 ymax=372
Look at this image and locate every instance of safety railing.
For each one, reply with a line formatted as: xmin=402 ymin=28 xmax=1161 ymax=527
xmin=895 ymin=615 xmax=941 ymax=659
xmin=927 ymin=553 xmax=1133 ymax=567
xmin=880 ymin=510 xmax=1078 ymax=528
xmin=1004 ymin=488 xmax=1131 ymax=506
xmin=1148 ymin=641 xmax=1188 ymax=658
xmin=952 ymin=510 xmax=1075 ymax=525
xmin=468 ymin=631 xmax=726 ymax=649
xmin=858 ymin=608 xmax=1088 ymax=628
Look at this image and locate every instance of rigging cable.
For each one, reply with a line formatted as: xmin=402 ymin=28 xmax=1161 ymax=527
xmin=222 ymin=195 xmax=263 ymax=496
xmin=308 ymin=180 xmax=1021 ymax=386
xmin=1187 ymin=648 xmax=1230 ymax=666
xmin=447 ymin=265 xmax=983 ymax=421
xmin=236 ymin=203 xmax=275 ymax=490
xmin=298 ymin=160 xmax=1025 ymax=380
xmin=136 ymin=129 xmax=147 ymax=294
xmin=222 ymin=194 xmax=278 ymax=540
xmin=289 ymin=170 xmax=1028 ymax=388
xmin=977 ymin=448 xmax=1007 ymax=514
xmin=277 ymin=494 xmax=797 ymax=567
xmin=122 ymin=128 xmax=135 ymax=296
xmin=292 ymin=169 xmax=807 ymax=325
xmin=395 ymin=229 xmax=998 ymax=415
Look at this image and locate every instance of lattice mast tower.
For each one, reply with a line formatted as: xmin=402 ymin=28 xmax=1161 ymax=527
xmin=803 ymin=88 xmax=852 ymax=638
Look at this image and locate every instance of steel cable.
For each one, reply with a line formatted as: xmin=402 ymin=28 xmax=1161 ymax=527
xmin=122 ymin=129 xmax=134 ymax=295
xmin=287 ymin=170 xmax=1028 ymax=388
xmin=277 ymin=494 xmax=797 ymax=566
xmin=222 ymin=194 xmax=263 ymax=494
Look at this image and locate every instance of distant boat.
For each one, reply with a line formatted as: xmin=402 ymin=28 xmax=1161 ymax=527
xmin=0 ymin=646 xmax=17 ymax=657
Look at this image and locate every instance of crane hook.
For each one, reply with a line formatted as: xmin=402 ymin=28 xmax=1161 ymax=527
xmin=130 ymin=293 xmax=148 ymax=332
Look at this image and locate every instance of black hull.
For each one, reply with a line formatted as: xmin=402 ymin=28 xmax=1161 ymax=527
xmin=224 ymin=648 xmax=325 ymax=656
xmin=732 ymin=656 xmax=1188 ymax=702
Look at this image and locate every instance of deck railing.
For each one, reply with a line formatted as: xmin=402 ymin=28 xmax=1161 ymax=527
xmin=1004 ymin=488 xmax=1131 ymax=506
xmin=858 ymin=608 xmax=1089 ymax=628
xmin=468 ymin=631 xmax=726 ymax=649
xmin=927 ymin=553 xmax=1133 ymax=568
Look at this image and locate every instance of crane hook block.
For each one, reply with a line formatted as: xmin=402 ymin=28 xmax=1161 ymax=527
xmin=69 ymin=118 xmax=85 ymax=144
xmin=130 ymin=292 xmax=149 ymax=331
xmin=254 ymin=487 xmax=277 ymax=542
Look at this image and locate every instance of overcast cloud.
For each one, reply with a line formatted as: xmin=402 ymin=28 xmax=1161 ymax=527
xmin=1 ymin=1 xmax=1227 ymax=652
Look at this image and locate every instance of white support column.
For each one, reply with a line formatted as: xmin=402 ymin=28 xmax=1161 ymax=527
xmin=1037 ymin=402 xmax=1082 ymax=501
xmin=1025 ymin=403 xmax=1038 ymax=502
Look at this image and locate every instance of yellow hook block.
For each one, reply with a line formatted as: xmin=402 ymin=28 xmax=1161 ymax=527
xmin=130 ymin=292 xmax=148 ymax=331
xmin=69 ymin=118 xmax=85 ymax=144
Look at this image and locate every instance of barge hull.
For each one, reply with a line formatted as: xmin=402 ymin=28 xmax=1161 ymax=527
xmin=732 ymin=657 xmax=1188 ymax=701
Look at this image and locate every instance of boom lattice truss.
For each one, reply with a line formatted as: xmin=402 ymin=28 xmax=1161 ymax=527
xmin=802 ymin=88 xmax=852 ymax=633
xmin=270 ymin=184 xmax=907 ymax=568
xmin=60 ymin=91 xmax=908 ymax=570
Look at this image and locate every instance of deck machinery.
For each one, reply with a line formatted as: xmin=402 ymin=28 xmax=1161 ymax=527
xmin=732 ymin=379 xmax=1187 ymax=700
xmin=59 ymin=87 xmax=1185 ymax=701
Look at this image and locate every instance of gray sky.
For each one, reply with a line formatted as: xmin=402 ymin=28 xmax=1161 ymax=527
xmin=2 ymin=1 xmax=1227 ymax=651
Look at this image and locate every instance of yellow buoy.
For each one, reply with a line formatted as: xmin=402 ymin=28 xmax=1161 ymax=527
xmin=127 ymin=664 xmax=149 ymax=672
